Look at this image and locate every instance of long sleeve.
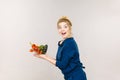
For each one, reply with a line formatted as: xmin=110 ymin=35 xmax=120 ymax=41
xmin=56 ymin=38 xmax=81 ymax=74
xmin=56 ymin=44 xmax=75 ymax=69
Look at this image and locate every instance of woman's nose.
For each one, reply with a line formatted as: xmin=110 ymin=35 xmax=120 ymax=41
xmin=61 ymin=28 xmax=64 ymax=31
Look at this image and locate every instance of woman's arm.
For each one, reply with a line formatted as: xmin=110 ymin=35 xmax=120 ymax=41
xmin=34 ymin=53 xmax=56 ymax=65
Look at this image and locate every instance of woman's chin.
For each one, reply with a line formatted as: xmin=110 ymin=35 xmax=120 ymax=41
xmin=62 ymin=36 xmax=67 ymax=39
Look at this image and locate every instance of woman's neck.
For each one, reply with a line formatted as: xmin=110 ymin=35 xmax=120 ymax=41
xmin=63 ymin=35 xmax=73 ymax=40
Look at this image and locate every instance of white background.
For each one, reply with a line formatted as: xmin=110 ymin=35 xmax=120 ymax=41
xmin=0 ymin=0 xmax=120 ymax=80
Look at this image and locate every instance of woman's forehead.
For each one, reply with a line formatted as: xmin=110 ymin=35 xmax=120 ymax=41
xmin=59 ymin=22 xmax=68 ymax=26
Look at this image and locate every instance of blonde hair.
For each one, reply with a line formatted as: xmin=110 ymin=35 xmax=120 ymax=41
xmin=57 ymin=16 xmax=72 ymax=27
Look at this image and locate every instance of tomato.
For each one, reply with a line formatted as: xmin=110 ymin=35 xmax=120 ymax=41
xmin=29 ymin=43 xmax=48 ymax=54
xmin=29 ymin=49 xmax=34 ymax=52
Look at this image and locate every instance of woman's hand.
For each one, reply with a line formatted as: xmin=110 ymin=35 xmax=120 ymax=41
xmin=34 ymin=53 xmax=47 ymax=59
xmin=33 ymin=52 xmax=56 ymax=65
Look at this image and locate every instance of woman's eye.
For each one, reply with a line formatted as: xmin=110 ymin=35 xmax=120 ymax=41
xmin=64 ymin=26 xmax=68 ymax=28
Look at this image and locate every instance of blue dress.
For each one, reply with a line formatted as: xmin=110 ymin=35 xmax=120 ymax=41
xmin=56 ymin=37 xmax=87 ymax=80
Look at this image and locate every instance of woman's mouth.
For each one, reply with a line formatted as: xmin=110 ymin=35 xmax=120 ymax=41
xmin=61 ymin=32 xmax=66 ymax=36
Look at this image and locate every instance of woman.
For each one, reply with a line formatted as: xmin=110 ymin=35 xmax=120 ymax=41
xmin=34 ymin=16 xmax=87 ymax=80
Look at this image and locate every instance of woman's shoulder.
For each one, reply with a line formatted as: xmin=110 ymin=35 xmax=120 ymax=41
xmin=65 ymin=37 xmax=76 ymax=44
xmin=63 ymin=37 xmax=77 ymax=47
xmin=58 ymin=37 xmax=77 ymax=47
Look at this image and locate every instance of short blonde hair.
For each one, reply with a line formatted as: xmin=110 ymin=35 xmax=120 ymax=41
xmin=57 ymin=16 xmax=72 ymax=27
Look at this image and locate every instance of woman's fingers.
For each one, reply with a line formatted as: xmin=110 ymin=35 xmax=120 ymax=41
xmin=33 ymin=53 xmax=46 ymax=59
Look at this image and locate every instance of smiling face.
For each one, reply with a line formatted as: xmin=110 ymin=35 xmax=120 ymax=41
xmin=57 ymin=22 xmax=72 ymax=39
